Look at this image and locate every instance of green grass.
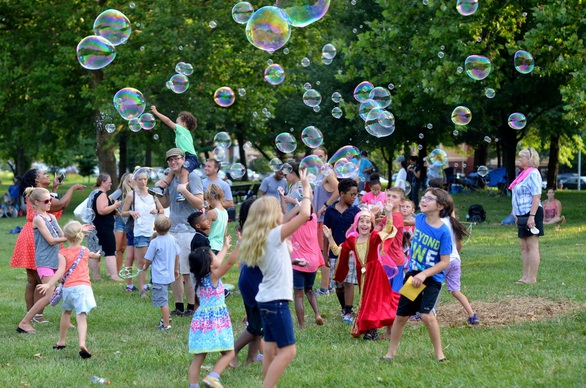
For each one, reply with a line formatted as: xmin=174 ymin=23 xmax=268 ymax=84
xmin=1 ymin=184 xmax=585 ymax=387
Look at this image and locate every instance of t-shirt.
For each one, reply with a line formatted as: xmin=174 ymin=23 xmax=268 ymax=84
xmin=362 ymin=191 xmax=386 ymax=206
xmin=202 ymin=178 xmax=234 ymax=202
xmin=323 ymin=202 xmax=360 ymax=257
xmin=441 ymin=217 xmax=460 ymax=262
xmin=259 ymin=175 xmax=287 ymax=199
xmin=144 ymin=234 xmax=180 ymax=284
xmin=166 ymin=170 xmax=204 ymax=232
xmin=255 ymin=226 xmax=293 ymax=303
xmin=409 ymin=213 xmax=452 ymax=283
xmin=388 ymin=212 xmax=405 ymax=266
xmin=394 ymin=168 xmax=407 ymax=185
xmin=190 ymin=230 xmax=210 ymax=252
xmin=208 ymin=208 xmax=228 ymax=251
xmin=291 ymin=215 xmax=324 ymax=273
xmin=61 ymin=246 xmax=91 ymax=287
xmin=174 ymin=124 xmax=197 ymax=155
xmin=132 ymin=191 xmax=157 ymax=238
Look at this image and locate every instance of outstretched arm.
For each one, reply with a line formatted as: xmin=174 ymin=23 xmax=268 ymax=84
xmin=151 ymin=105 xmax=176 ymax=130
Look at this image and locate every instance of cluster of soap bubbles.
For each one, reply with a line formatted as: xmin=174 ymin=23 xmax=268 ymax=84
xmin=213 ymin=132 xmax=232 ymax=162
xmin=321 ymin=43 xmax=337 ymax=65
xmin=331 ymin=91 xmax=343 ymax=119
xmin=352 ymin=82 xmax=395 ymax=138
xmin=77 ymin=9 xmax=131 ymax=70
xmin=112 ymin=87 xmax=156 ymax=132
xmin=165 ymin=62 xmax=193 ymax=94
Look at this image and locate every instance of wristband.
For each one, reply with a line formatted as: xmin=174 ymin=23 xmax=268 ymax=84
xmin=529 ymin=214 xmax=535 ymax=217
xmin=301 ymin=196 xmax=311 ymax=201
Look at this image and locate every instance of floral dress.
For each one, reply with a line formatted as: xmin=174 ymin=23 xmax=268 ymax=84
xmin=188 ymin=275 xmax=233 ymax=354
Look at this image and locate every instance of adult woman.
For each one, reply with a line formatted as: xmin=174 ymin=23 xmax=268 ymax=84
xmin=509 ymin=147 xmax=543 ymax=284
xmin=393 ymin=156 xmax=407 ymax=186
xmin=88 ymin=173 xmax=123 ymax=281
xmin=10 ymin=168 xmax=85 ymax=322
xmin=121 ymin=168 xmax=164 ymax=295
xmin=114 ymin=173 xmax=134 ymax=272
xmin=543 ymin=188 xmax=564 ymax=225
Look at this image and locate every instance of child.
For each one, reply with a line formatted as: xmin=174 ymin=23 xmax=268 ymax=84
xmin=323 ymin=178 xmax=361 ymax=324
xmin=188 ymin=236 xmax=237 ymax=388
xmin=187 ymin=210 xmax=211 ymax=252
xmin=17 ymin=187 xmax=67 ymax=333
xmin=143 ymin=215 xmax=180 ymax=330
xmin=326 ymin=200 xmax=400 ymax=340
xmin=383 ymin=187 xmax=453 ymax=362
xmin=150 ymin=105 xmax=199 ymax=201
xmin=400 ymin=199 xmax=416 ymax=272
xmin=37 ymin=221 xmax=101 ymax=358
xmin=361 ymin=173 xmax=386 ymax=207
xmin=239 ymin=168 xmax=311 ymax=387
xmin=205 ymin=184 xmax=228 ymax=254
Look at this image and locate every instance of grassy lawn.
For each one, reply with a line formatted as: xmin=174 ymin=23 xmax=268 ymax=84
xmin=1 ymin=182 xmax=585 ymax=387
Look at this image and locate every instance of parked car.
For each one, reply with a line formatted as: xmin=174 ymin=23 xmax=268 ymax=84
xmin=561 ymin=176 xmax=586 ymax=190
xmin=558 ymin=173 xmax=578 ymax=187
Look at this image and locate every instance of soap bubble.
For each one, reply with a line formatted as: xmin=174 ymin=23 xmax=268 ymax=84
xmin=332 ymin=107 xmax=343 ymax=119
xmin=514 ymin=50 xmax=535 ymax=74
xmin=484 ymin=136 xmax=492 ymax=143
xmin=139 ymin=113 xmax=156 ymax=130
xmin=438 ymin=51 xmax=445 ymax=59
xmin=245 ymin=6 xmax=291 ymax=52
xmin=301 ymin=126 xmax=323 ymax=148
xmin=451 ymin=106 xmax=472 ymax=125
xmin=453 ymin=129 xmax=459 ymax=136
xmin=175 ymin=62 xmax=194 ymax=76
xmin=80 ymin=208 xmax=95 ymax=223
xmin=427 ymin=123 xmax=433 ymax=129
xmin=303 ymin=82 xmax=312 ymax=90
xmin=388 ymin=83 xmax=395 ymax=90
xmin=264 ymin=64 xmax=285 ymax=85
xmin=301 ymin=57 xmax=311 ymax=67
xmin=456 ymin=66 xmax=464 ymax=74
xmin=113 ymin=87 xmax=146 ymax=120
xmin=508 ymin=113 xmax=527 ymax=130
xmin=477 ymin=165 xmax=489 ymax=177
xmin=322 ymin=43 xmax=337 ymax=59
xmin=322 ymin=56 xmax=333 ymax=65
xmin=280 ymin=163 xmax=293 ymax=174
xmin=133 ymin=167 xmax=158 ymax=181
xmin=419 ymin=133 xmax=425 ymax=139
xmin=331 ymin=92 xmax=342 ymax=103
xmin=169 ymin=74 xmax=190 ymax=94
xmin=229 ymin=163 xmax=246 ymax=179
xmin=232 ymin=2 xmax=255 ymax=24
xmin=153 ymin=134 xmax=159 ymax=140
xmin=214 ymin=132 xmax=232 ymax=148
xmin=365 ymin=108 xmax=395 ymax=138
xmin=238 ymin=88 xmax=246 ymax=96
xmin=299 ymin=155 xmax=325 ymax=184
xmin=209 ymin=21 xmax=217 ymax=28
xmin=128 ymin=118 xmax=141 ymax=132
xmin=485 ymin=88 xmax=496 ymax=98
xmin=76 ymin=35 xmax=116 ymax=70
xmin=456 ymin=0 xmax=478 ymax=16
xmin=358 ymin=99 xmax=381 ymax=121
xmin=313 ymin=105 xmax=320 ymax=113
xmin=395 ymin=180 xmax=411 ymax=195
xmin=213 ymin=147 xmax=227 ymax=162
xmin=270 ymin=158 xmax=283 ymax=171
xmin=93 ymin=9 xmax=132 ymax=46
xmin=275 ymin=0 xmax=331 ymax=28
xmin=465 ymin=55 xmax=492 ymax=80
xmin=303 ymin=89 xmax=322 ymax=107
xmin=368 ymin=87 xmax=392 ymax=108
xmin=328 ymin=145 xmax=360 ymax=165
xmin=214 ymin=87 xmax=236 ymax=107
xmin=275 ymin=132 xmax=297 ymax=153
xmin=105 ymin=124 xmax=116 ymax=133
xmin=353 ymin=81 xmax=374 ymax=102
xmin=333 ymin=158 xmax=358 ymax=179
xmin=429 ymin=148 xmax=448 ymax=167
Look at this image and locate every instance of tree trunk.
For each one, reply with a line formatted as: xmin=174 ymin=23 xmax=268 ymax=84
xmin=95 ymin=115 xmax=118 ymax=189
xmin=235 ymin=131 xmax=249 ymax=181
xmin=546 ymin=134 xmax=560 ymax=189
xmin=118 ymin=131 xmax=128 ymax=179
xmin=501 ymin=124 xmax=519 ymax=187
xmin=16 ymin=145 xmax=26 ymax=177
xmin=145 ymin=146 xmax=152 ymax=168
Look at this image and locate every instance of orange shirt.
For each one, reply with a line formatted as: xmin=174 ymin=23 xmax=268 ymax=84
xmin=60 ymin=246 xmax=91 ymax=287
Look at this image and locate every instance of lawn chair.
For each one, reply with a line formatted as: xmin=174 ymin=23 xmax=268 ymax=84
xmin=485 ymin=167 xmax=507 ymax=197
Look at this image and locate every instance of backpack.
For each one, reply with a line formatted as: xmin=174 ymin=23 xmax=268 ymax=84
xmin=370 ymin=160 xmax=379 ymax=173
xmin=467 ymin=204 xmax=486 ymax=223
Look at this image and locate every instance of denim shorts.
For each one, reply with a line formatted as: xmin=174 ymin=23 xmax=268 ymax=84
xmin=126 ymin=227 xmax=134 ymax=247
xmin=134 ymin=235 xmax=150 ymax=248
xmin=293 ymin=270 xmax=317 ymax=290
xmin=152 ymin=283 xmax=170 ymax=307
xmin=258 ymin=300 xmax=295 ymax=348
xmin=114 ymin=216 xmax=126 ymax=233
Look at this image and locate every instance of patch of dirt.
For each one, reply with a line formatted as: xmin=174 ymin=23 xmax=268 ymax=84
xmin=430 ymin=297 xmax=584 ymax=327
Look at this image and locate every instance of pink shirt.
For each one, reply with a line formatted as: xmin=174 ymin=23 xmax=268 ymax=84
xmin=362 ymin=191 xmax=386 ymax=206
xmin=291 ymin=214 xmax=325 ymax=273
xmin=60 ymin=246 xmax=91 ymax=287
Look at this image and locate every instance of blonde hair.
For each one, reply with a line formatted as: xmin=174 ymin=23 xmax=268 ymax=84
xmin=205 ymin=183 xmax=225 ymax=203
xmin=154 ymin=215 xmax=172 ymax=234
xmin=63 ymin=220 xmax=84 ymax=243
xmin=118 ymin=172 xmax=134 ymax=197
xmin=239 ymin=197 xmax=282 ymax=267
xmin=387 ymin=186 xmax=406 ymax=200
xmin=24 ymin=187 xmax=50 ymax=205
xmin=519 ymin=147 xmax=540 ymax=167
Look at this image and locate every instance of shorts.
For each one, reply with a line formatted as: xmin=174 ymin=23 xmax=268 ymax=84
xmin=37 ymin=267 xmax=57 ymax=279
xmin=96 ymin=228 xmax=116 ymax=256
xmin=61 ymin=285 xmax=97 ymax=315
xmin=329 ymin=253 xmax=357 ymax=288
xmin=182 ymin=153 xmax=199 ymax=173
xmin=517 ymin=206 xmax=545 ymax=238
xmin=244 ymin=303 xmax=263 ymax=337
xmin=152 ymin=283 xmax=170 ymax=307
xmin=396 ymin=272 xmax=442 ymax=316
xmin=134 ymin=235 xmax=151 ymax=248
xmin=170 ymin=231 xmax=195 ymax=274
xmin=445 ymin=259 xmax=461 ymax=292
xmin=259 ymin=300 xmax=295 ymax=348
xmin=114 ymin=216 xmax=126 ymax=233
xmin=293 ymin=270 xmax=317 ymax=290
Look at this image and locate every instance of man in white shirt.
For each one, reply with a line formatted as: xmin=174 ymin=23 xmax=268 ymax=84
xmin=201 ymin=159 xmax=235 ymax=208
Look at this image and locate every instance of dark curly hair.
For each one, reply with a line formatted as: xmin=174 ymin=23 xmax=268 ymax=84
xmin=189 ymin=247 xmax=213 ymax=290
xmin=178 ymin=111 xmax=198 ymax=131
xmin=15 ymin=169 xmax=39 ymax=197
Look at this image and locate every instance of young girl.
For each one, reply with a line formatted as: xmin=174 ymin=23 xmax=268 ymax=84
xmin=400 ymin=199 xmax=416 ymax=271
xmin=361 ymin=173 xmax=386 ymax=208
xmin=325 ymin=201 xmax=400 ymax=340
xmin=239 ymin=168 xmax=311 ymax=387
xmin=188 ymin=236 xmax=237 ymax=388
xmin=383 ymin=188 xmax=453 ymax=362
xmin=205 ymin=184 xmax=228 ymax=254
xmin=17 ymin=187 xmax=67 ymax=333
xmin=37 ymin=221 xmax=100 ymax=358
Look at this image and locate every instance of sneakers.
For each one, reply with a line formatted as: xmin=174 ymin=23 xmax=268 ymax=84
xmin=156 ymin=323 xmax=172 ymax=331
xmin=159 ymin=317 xmax=173 ymax=326
xmin=343 ymin=313 xmax=354 ymax=324
xmin=170 ymin=309 xmax=185 ymax=316
xmin=142 ymin=284 xmax=151 ymax=291
xmin=125 ymin=285 xmax=138 ymax=292
xmin=148 ymin=186 xmax=165 ymax=197
xmin=176 ymin=192 xmax=186 ymax=202
xmin=467 ymin=313 xmax=479 ymax=325
xmin=314 ymin=288 xmax=329 ymax=296
xmin=182 ymin=309 xmax=195 ymax=316
xmin=203 ymin=375 xmax=223 ymax=388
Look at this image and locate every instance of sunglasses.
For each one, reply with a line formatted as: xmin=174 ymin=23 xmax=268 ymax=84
xmin=42 ymin=198 xmax=53 ymax=204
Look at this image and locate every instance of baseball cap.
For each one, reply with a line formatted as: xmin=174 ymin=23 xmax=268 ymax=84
xmin=166 ymin=148 xmax=185 ymax=160
xmin=394 ymin=156 xmax=406 ymax=162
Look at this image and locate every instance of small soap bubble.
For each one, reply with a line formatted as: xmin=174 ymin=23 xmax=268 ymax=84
xmin=232 ymin=2 xmax=254 ymax=24
xmin=485 ymin=88 xmax=496 ymax=98
xmin=303 ymin=89 xmax=322 ymax=107
xmin=313 ymin=105 xmax=321 ymax=113
xmin=209 ymin=20 xmax=217 ymax=28
xmin=303 ymin=82 xmax=312 ymax=90
xmin=423 ymin=0 xmax=429 ymax=5
xmin=153 ymin=134 xmax=159 ymax=140
xmin=269 ymin=158 xmax=283 ymax=171
xmin=139 ymin=113 xmax=156 ymax=130
xmin=457 ymin=66 xmax=464 ymax=74
xmin=214 ymin=87 xmax=236 ymax=107
xmin=352 ymin=28 xmax=357 ymax=34
xmin=388 ymin=83 xmax=395 ymax=90
xmin=419 ymin=133 xmax=424 ymax=139
xmin=429 ymin=149 xmax=448 ymax=166
xmin=299 ymin=155 xmax=325 ymax=184
xmin=322 ymin=43 xmax=337 ymax=59
xmin=113 ymin=87 xmax=146 ymax=120
xmin=440 ymin=45 xmax=445 ymax=50
xmin=128 ymin=118 xmax=141 ymax=132
xmin=322 ymin=56 xmax=333 ymax=65
xmin=105 ymin=124 xmax=116 ymax=133
xmin=427 ymin=123 xmax=433 ymax=129
xmin=178 ymin=45 xmax=183 ymax=50
xmin=129 ymin=2 xmax=135 ymax=9
xmin=456 ymin=0 xmax=478 ymax=16
xmin=465 ymin=55 xmax=492 ymax=80
xmin=140 ymin=46 xmax=145 ymax=51
xmin=264 ymin=64 xmax=285 ymax=85
xmin=438 ymin=51 xmax=444 ymax=59
xmin=451 ymin=106 xmax=472 ymax=125
xmin=508 ymin=113 xmax=527 ymax=130
xmin=229 ymin=163 xmax=246 ymax=179
xmin=477 ymin=165 xmax=489 ymax=177
xmin=283 ymin=47 xmax=290 ymax=54
xmin=453 ymin=129 xmax=459 ymax=136
xmin=417 ymin=144 xmax=423 ymax=150
xmin=169 ymin=74 xmax=189 ymax=94
xmin=238 ymin=88 xmax=246 ymax=96
xmin=476 ymin=37 xmax=482 ymax=42
xmin=484 ymin=136 xmax=492 ymax=143
xmin=243 ymin=141 xmax=253 ymax=150
xmin=368 ymin=87 xmax=392 ymax=109
xmin=301 ymin=57 xmax=310 ymax=67
xmin=514 ymin=50 xmax=535 ymax=74
xmin=396 ymin=180 xmax=411 ymax=195
xmin=301 ymin=126 xmax=324 ymax=149
xmin=353 ymin=81 xmax=374 ymax=102
xmin=333 ymin=158 xmax=358 ymax=179
xmin=332 ymin=107 xmax=343 ymax=119
xmin=331 ymin=92 xmax=342 ymax=103
xmin=213 ymin=147 xmax=227 ymax=162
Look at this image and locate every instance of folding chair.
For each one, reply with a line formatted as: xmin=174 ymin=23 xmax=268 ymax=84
xmin=485 ymin=167 xmax=507 ymax=197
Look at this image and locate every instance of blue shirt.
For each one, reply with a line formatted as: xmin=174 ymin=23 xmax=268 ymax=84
xmin=259 ymin=174 xmax=287 ymax=199
xmin=323 ymin=202 xmax=360 ymax=257
xmin=409 ymin=213 xmax=452 ymax=283
xmin=512 ymin=169 xmax=542 ymax=216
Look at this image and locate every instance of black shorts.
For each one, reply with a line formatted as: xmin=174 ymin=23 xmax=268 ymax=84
xmin=96 ymin=227 xmax=116 ymax=256
xmin=517 ymin=206 xmax=544 ymax=238
xmin=397 ymin=272 xmax=442 ymax=316
xmin=244 ymin=303 xmax=263 ymax=337
xmin=182 ymin=153 xmax=199 ymax=173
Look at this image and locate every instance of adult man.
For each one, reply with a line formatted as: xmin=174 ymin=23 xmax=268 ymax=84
xmin=157 ymin=148 xmax=204 ymax=317
xmin=354 ymin=150 xmax=374 ymax=192
xmin=202 ymin=159 xmax=235 ymax=209
xmin=258 ymin=167 xmax=287 ymax=199
xmin=406 ymin=155 xmax=422 ymax=210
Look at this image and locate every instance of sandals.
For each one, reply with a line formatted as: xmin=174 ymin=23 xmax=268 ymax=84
xmin=32 ymin=314 xmax=50 ymax=324
xmin=363 ymin=329 xmax=380 ymax=341
xmin=79 ymin=349 xmax=92 ymax=359
xmin=53 ymin=344 xmax=66 ymax=350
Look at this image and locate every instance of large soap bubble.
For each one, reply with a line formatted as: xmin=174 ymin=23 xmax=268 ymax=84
xmin=128 ymin=118 xmax=141 ymax=132
xmin=264 ymin=64 xmax=285 ymax=85
xmin=365 ymin=108 xmax=395 ymax=138
xmin=368 ymin=87 xmax=392 ymax=109
xmin=301 ymin=126 xmax=323 ymax=148
xmin=80 ymin=208 xmax=95 ymax=224
xmin=464 ymin=55 xmax=492 ymax=80
xmin=93 ymin=9 xmax=132 ymax=46
xmin=429 ymin=148 xmax=448 ymax=167
xmin=508 ymin=113 xmax=526 ymax=130
xmin=246 ymin=6 xmax=292 ymax=52
xmin=451 ymin=106 xmax=472 ymax=125
xmin=214 ymin=87 xmax=236 ymax=107
xmin=514 ymin=50 xmax=534 ymax=74
xmin=333 ymin=158 xmax=358 ymax=179
xmin=76 ymin=35 xmax=116 ymax=70
xmin=328 ymin=145 xmax=359 ymax=165
xmin=303 ymin=89 xmax=322 ymax=107
xmin=275 ymin=132 xmax=297 ymax=153
xmin=275 ymin=0 xmax=331 ymax=28
xmin=229 ymin=163 xmax=246 ymax=179
xmin=138 ymin=113 xmax=156 ymax=130
xmin=232 ymin=2 xmax=255 ymax=24
xmin=213 ymin=147 xmax=226 ymax=162
xmin=358 ymin=99 xmax=381 ymax=121
xmin=169 ymin=74 xmax=190 ymax=94
xmin=456 ymin=0 xmax=478 ymax=16
xmin=269 ymin=158 xmax=283 ymax=171
xmin=214 ymin=132 xmax=232 ymax=148
xmin=299 ymin=155 xmax=325 ymax=184
xmin=395 ymin=180 xmax=411 ymax=195
xmin=113 ymin=87 xmax=146 ymax=120
xmin=353 ymin=81 xmax=374 ymax=102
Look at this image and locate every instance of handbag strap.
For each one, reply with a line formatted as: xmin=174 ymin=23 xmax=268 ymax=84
xmin=35 ymin=213 xmax=60 ymax=237
xmin=60 ymin=247 xmax=86 ymax=284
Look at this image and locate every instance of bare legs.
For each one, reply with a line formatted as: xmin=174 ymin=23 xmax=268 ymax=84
xmin=518 ymin=236 xmax=540 ymax=283
xmin=385 ymin=313 xmax=445 ymax=361
xmin=451 ymin=291 xmax=474 ymax=316
xmin=114 ymin=230 xmax=127 ymax=272
xmin=25 ymin=269 xmax=44 ymax=315
xmin=124 ymin=246 xmax=136 ymax=288
xmin=105 ymin=255 xmax=123 ymax=281
xmin=134 ymin=246 xmax=148 ymax=292
xmin=262 ymin=342 xmax=296 ymax=388
xmin=319 ymin=265 xmax=330 ymax=291
xmin=189 ymin=350 xmax=234 ymax=385
xmin=18 ymin=276 xmax=53 ymax=332
xmin=294 ymin=288 xmax=323 ymax=329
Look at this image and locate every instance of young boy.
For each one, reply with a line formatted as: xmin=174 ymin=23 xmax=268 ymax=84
xmin=149 ymin=105 xmax=199 ymax=202
xmin=143 ymin=215 xmax=180 ymax=330
xmin=323 ymin=178 xmax=360 ymax=324
xmin=187 ymin=210 xmax=211 ymax=252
